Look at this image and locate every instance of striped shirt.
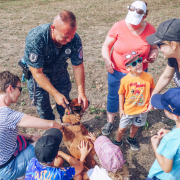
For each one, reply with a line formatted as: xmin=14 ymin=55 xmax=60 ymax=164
xmin=0 ymin=107 xmax=24 ymax=165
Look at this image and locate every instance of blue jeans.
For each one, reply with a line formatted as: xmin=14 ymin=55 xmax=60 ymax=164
xmin=146 ymin=176 xmax=160 ymax=180
xmin=0 ymin=144 xmax=35 ymax=180
xmin=107 ymin=70 xmax=127 ymax=113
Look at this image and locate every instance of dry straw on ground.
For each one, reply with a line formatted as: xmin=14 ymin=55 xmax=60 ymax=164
xmin=0 ymin=0 xmax=180 ymax=179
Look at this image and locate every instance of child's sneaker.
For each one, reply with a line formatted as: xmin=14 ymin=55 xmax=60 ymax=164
xmin=113 ymin=140 xmax=123 ymax=146
xmin=126 ymin=136 xmax=140 ymax=151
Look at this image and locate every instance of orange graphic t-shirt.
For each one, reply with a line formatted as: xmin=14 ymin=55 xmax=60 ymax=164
xmin=118 ymin=71 xmax=155 ymax=115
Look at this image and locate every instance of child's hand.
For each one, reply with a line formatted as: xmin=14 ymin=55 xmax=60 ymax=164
xmin=151 ymin=135 xmax=160 ymax=150
xmin=78 ymin=140 xmax=92 ymax=162
xmin=147 ymin=104 xmax=154 ymax=112
xmin=144 ymin=53 xmax=156 ymax=63
xmin=157 ymin=128 xmax=170 ymax=139
xmin=143 ymin=58 xmax=155 ymax=63
xmin=87 ymin=132 xmax=96 ymax=143
xmin=120 ymin=109 xmax=125 ymax=118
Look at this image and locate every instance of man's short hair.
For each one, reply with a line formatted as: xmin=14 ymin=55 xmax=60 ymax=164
xmin=59 ymin=10 xmax=76 ymax=29
xmin=0 ymin=71 xmax=20 ymax=93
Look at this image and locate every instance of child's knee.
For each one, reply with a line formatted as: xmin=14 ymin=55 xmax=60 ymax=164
xmin=118 ymin=127 xmax=126 ymax=133
xmin=131 ymin=124 xmax=139 ymax=129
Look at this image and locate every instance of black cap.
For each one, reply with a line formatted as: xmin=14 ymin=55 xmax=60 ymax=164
xmin=35 ymin=128 xmax=62 ymax=163
xmin=146 ymin=18 xmax=180 ymax=45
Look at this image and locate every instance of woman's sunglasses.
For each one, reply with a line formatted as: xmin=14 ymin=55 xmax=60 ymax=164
xmin=127 ymin=5 xmax=145 ymax=15
xmin=126 ymin=57 xmax=143 ymax=67
xmin=157 ymin=42 xmax=166 ymax=49
xmin=12 ymin=86 xmax=22 ymax=93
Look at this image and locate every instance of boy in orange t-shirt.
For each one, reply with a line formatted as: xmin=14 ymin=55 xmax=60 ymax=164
xmin=113 ymin=51 xmax=155 ymax=151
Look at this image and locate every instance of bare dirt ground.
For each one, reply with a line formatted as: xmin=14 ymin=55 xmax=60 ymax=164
xmin=0 ymin=0 xmax=180 ymax=179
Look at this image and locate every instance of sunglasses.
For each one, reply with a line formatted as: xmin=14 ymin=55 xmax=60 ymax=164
xmin=157 ymin=42 xmax=166 ymax=49
xmin=12 ymin=86 xmax=22 ymax=93
xmin=126 ymin=57 xmax=143 ymax=67
xmin=127 ymin=5 xmax=145 ymax=15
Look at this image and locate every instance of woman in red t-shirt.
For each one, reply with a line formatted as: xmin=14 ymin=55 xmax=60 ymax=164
xmin=101 ymin=1 xmax=159 ymax=136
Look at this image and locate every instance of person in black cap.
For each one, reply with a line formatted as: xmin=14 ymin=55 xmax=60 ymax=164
xmin=146 ymin=87 xmax=180 ymax=180
xmin=146 ymin=18 xmax=180 ymax=107
xmin=25 ymin=128 xmax=92 ymax=180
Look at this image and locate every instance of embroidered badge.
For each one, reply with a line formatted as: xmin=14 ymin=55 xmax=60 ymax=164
xmin=29 ymin=53 xmax=38 ymax=63
xmin=65 ymin=48 xmax=71 ymax=55
xmin=78 ymin=46 xmax=83 ymax=59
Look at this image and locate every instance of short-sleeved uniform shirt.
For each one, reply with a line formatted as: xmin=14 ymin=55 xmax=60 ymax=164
xmin=148 ymin=128 xmax=180 ymax=180
xmin=25 ymin=157 xmax=75 ymax=180
xmin=23 ymin=23 xmax=83 ymax=79
xmin=118 ymin=71 xmax=155 ymax=115
xmin=0 ymin=107 xmax=24 ymax=165
xmin=168 ymin=58 xmax=180 ymax=87
xmin=108 ymin=20 xmax=156 ymax=73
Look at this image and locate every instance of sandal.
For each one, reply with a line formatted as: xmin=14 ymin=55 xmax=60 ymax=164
xmin=102 ymin=122 xmax=113 ymax=135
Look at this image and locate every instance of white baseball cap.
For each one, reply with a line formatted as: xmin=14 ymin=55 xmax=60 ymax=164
xmin=125 ymin=1 xmax=146 ymax=25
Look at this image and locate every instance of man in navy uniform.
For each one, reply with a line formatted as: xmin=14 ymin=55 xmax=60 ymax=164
xmin=22 ymin=10 xmax=88 ymax=121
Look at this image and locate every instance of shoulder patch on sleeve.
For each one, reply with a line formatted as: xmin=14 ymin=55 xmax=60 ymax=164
xmin=29 ymin=52 xmax=38 ymax=63
xmin=78 ymin=46 xmax=83 ymax=59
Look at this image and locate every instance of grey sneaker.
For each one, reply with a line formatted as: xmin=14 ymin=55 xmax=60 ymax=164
xmin=126 ymin=136 xmax=140 ymax=151
xmin=102 ymin=122 xmax=113 ymax=135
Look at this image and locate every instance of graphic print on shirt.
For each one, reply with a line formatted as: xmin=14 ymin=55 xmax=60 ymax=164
xmin=128 ymin=82 xmax=146 ymax=106
xmin=25 ymin=158 xmax=75 ymax=180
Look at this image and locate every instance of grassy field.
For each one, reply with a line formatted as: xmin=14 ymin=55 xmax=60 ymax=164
xmin=0 ymin=0 xmax=180 ymax=179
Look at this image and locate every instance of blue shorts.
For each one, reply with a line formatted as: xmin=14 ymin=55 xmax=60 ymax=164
xmin=107 ymin=69 xmax=148 ymax=113
xmin=0 ymin=144 xmax=35 ymax=180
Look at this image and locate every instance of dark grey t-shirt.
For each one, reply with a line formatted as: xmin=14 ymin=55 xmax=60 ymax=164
xmin=168 ymin=58 xmax=180 ymax=87
xmin=23 ymin=23 xmax=83 ymax=73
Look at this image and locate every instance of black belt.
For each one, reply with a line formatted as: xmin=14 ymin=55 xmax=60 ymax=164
xmin=0 ymin=155 xmax=15 ymax=169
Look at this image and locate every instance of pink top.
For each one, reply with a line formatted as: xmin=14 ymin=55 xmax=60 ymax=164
xmin=108 ymin=20 xmax=156 ymax=73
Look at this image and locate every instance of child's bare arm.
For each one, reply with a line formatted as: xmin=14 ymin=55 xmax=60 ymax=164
xmin=119 ymin=94 xmax=125 ymax=118
xmin=145 ymin=88 xmax=155 ymax=112
xmin=58 ymin=151 xmax=83 ymax=176
xmin=82 ymin=172 xmax=90 ymax=180
xmin=151 ymin=135 xmax=173 ymax=173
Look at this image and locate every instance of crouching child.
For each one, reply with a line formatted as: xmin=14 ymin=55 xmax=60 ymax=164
xmin=147 ymin=88 xmax=180 ymax=180
xmin=25 ymin=128 xmax=91 ymax=180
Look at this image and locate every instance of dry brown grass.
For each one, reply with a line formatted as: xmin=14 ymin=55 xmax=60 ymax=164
xmin=0 ymin=0 xmax=180 ymax=179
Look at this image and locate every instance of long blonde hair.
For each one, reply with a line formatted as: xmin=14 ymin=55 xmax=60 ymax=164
xmin=93 ymin=154 xmax=130 ymax=180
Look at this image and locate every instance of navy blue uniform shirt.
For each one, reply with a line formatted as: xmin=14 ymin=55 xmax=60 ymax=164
xmin=23 ymin=23 xmax=83 ymax=74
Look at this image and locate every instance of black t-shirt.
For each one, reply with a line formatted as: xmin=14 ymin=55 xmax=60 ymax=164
xmin=168 ymin=58 xmax=180 ymax=87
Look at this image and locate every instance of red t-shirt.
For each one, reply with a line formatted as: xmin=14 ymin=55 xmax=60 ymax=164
xmin=108 ymin=20 xmax=156 ymax=73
